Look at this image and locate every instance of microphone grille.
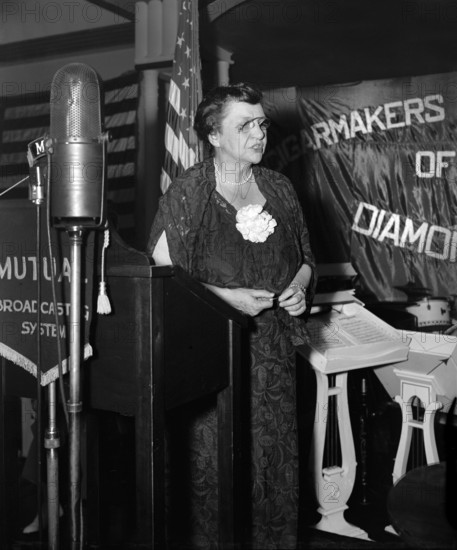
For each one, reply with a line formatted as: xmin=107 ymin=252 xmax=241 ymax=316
xmin=50 ymin=63 xmax=102 ymax=140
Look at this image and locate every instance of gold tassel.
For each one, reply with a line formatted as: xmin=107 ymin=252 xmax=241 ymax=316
xmin=97 ymin=227 xmax=112 ymax=315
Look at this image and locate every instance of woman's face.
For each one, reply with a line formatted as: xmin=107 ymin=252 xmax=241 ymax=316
xmin=209 ymin=100 xmax=268 ymax=167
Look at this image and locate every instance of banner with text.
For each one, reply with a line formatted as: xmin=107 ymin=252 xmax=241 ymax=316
xmin=0 ymin=200 xmax=94 ymax=385
xmin=293 ymin=72 xmax=457 ymax=302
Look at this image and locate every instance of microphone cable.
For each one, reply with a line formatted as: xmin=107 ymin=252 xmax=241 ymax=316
xmin=34 ymin=179 xmax=44 ymax=543
xmin=45 ymin=150 xmax=69 ymax=429
xmin=0 ymin=175 xmax=30 ymax=197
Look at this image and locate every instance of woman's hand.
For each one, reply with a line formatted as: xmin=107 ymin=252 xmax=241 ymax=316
xmin=229 ymin=288 xmax=276 ymax=316
xmin=207 ymin=285 xmax=275 ymax=317
xmin=278 ymin=285 xmax=307 ymax=317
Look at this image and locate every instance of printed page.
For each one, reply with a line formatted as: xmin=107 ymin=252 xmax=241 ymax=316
xmin=306 ymin=317 xmax=355 ymax=353
xmin=307 ymin=304 xmax=401 ymax=353
xmin=337 ymin=314 xmax=400 ymax=345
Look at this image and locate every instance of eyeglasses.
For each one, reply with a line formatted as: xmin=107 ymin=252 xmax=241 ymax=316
xmin=238 ymin=117 xmax=271 ymax=134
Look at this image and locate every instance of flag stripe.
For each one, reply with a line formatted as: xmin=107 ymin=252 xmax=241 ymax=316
xmin=165 ymin=123 xmax=180 ymax=165
xmin=179 ymin=130 xmax=195 ymax=169
xmin=168 ymin=79 xmax=181 ymax=114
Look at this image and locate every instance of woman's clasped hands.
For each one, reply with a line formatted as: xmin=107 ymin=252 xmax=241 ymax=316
xmin=220 ymin=285 xmax=306 ymax=317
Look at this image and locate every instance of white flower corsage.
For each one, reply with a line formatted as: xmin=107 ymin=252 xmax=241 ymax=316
xmin=235 ymin=204 xmax=277 ymax=243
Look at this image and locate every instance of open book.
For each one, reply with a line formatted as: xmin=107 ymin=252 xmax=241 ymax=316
xmin=298 ymin=301 xmax=410 ymax=373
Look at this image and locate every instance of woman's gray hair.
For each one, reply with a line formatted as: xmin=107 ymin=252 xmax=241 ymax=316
xmin=193 ymin=83 xmax=263 ymax=144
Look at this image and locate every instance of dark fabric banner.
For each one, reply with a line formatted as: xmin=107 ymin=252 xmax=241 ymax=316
xmin=0 ymin=200 xmax=94 ymax=385
xmin=289 ymin=73 xmax=457 ymax=302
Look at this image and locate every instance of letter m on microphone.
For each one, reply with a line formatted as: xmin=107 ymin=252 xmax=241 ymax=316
xmin=35 ymin=139 xmax=45 ymax=156
xmin=160 ymin=0 xmax=203 ymax=194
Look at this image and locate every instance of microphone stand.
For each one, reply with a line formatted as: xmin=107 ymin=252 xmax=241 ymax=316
xmin=45 ymin=380 xmax=61 ymax=550
xmin=44 ymin=62 xmax=110 ymax=547
xmin=67 ymin=226 xmax=85 ymax=550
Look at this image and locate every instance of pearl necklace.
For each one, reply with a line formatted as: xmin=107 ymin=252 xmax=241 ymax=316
xmin=214 ymin=159 xmax=253 ymax=186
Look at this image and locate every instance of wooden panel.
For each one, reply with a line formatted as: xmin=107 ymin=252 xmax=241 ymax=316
xmin=0 ymin=23 xmax=134 ymax=65
xmin=87 ymin=227 xmax=248 ymax=548
xmin=163 ymin=275 xmax=230 ymax=410
xmin=89 ymin=274 xmax=150 ymax=415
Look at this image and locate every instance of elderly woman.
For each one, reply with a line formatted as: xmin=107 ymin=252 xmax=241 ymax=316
xmin=148 ymin=83 xmax=316 ymax=549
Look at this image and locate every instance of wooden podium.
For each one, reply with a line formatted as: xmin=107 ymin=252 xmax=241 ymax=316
xmin=87 ymin=229 xmax=249 ymax=549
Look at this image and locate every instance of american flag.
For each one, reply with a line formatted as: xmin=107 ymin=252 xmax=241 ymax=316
xmin=160 ymin=0 xmax=203 ymax=193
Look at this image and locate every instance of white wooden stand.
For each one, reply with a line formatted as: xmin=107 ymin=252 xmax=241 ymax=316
xmin=298 ymin=300 xmax=410 ymax=541
xmin=392 ymin=369 xmax=442 ymax=484
xmin=374 ymin=330 xmax=457 ymax=483
xmin=310 ymin=369 xmax=370 ymax=539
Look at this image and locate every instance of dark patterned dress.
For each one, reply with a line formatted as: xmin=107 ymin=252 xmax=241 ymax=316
xmin=148 ymin=158 xmax=316 ymax=550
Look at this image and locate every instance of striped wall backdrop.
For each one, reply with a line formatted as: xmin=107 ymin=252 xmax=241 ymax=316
xmin=0 ymin=70 xmax=138 ymax=244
